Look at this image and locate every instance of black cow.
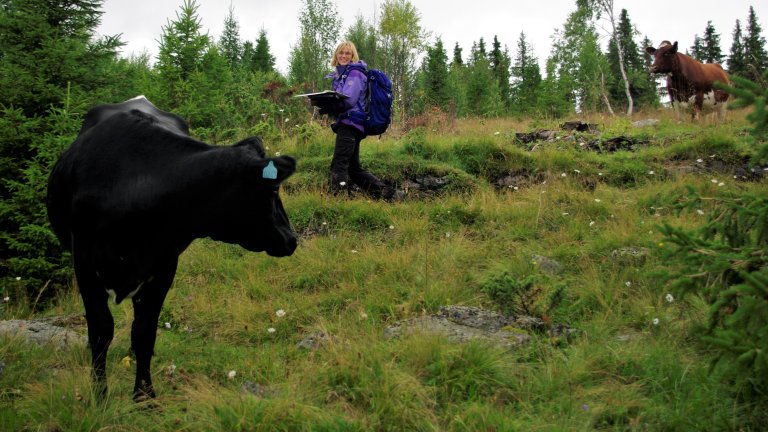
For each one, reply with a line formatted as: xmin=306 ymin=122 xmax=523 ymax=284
xmin=46 ymin=96 xmax=297 ymax=401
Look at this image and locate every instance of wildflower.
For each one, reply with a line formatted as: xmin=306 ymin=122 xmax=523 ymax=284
xmin=278 ymin=109 xmax=284 ymax=113
xmin=167 ymin=364 xmax=177 ymax=375
xmin=562 ymin=212 xmax=569 ymax=216
xmin=15 ymin=276 xmax=21 ymax=281
xmin=598 ymin=172 xmax=603 ymax=176
xmin=275 ymin=151 xmax=281 ymax=156
xmin=276 ymin=309 xmax=286 ymax=317
xmin=339 ymin=181 xmax=346 ymax=186
xmin=445 ymin=232 xmax=451 ymax=238
xmin=711 ymin=179 xmax=718 ymax=183
xmin=227 ymin=370 xmax=237 ymax=379
xmin=652 ymin=318 xmax=660 ymax=326
xmin=696 ymin=209 xmax=705 ymax=215
xmin=3 ymin=297 xmax=9 ymax=302
xmin=574 ymin=169 xmax=581 ymax=173
xmin=360 ymin=311 xmax=368 ymax=319
xmin=589 ymin=221 xmax=595 ymax=227
xmin=164 ymin=322 xmax=171 ymax=329
xmin=582 ymin=404 xmax=589 ymax=411
xmin=267 ymin=327 xmax=276 ymax=334
xmin=658 ymin=242 xmax=664 ymax=247
xmin=696 ymin=158 xmax=703 ymax=163
xmin=561 ymin=173 xmax=567 ymax=177
xmin=648 ymin=170 xmax=655 ymax=175
xmin=121 ymin=356 xmax=132 ymax=368
xmin=625 ymin=281 xmax=632 ymax=287
xmin=284 ymin=118 xmax=289 ymax=123
xmin=351 ymin=249 xmax=358 ymax=253
xmin=665 ymin=293 xmax=675 ymax=303
xmin=594 ymin=199 xmax=601 ymax=202
xmin=494 ymin=131 xmax=500 ymax=135
xmin=513 ymin=186 xmax=519 ymax=190
xmin=389 ymin=225 xmax=394 ymax=230
xmin=718 ymin=182 xmax=724 ymax=187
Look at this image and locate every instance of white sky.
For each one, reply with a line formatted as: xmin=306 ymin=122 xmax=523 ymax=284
xmin=96 ymin=0 xmax=766 ymax=74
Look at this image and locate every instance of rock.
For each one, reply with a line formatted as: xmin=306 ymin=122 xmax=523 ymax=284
xmin=531 ymin=254 xmax=564 ymax=275
xmin=610 ymin=247 xmax=650 ymax=265
xmin=632 ymin=119 xmax=660 ymax=127
xmin=384 ymin=306 xmax=578 ymax=351
xmin=296 ymin=330 xmax=338 ymax=350
xmin=0 ymin=318 xmax=87 ymax=349
xmin=561 ymin=121 xmax=598 ymax=133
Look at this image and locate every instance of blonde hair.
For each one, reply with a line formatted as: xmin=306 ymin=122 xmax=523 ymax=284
xmin=331 ymin=41 xmax=360 ymax=67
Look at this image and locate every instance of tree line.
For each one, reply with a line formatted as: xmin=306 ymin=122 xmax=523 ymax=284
xmin=0 ymin=0 xmax=766 ymax=302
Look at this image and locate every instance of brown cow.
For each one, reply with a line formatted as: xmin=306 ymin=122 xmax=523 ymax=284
xmin=645 ymin=41 xmax=730 ymax=120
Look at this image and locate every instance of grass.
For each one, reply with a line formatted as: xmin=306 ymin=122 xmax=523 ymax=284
xmin=1 ymin=108 xmax=766 ymax=430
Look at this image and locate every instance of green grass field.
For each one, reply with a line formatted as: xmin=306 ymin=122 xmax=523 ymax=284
xmin=2 ymin=109 xmax=766 ymax=431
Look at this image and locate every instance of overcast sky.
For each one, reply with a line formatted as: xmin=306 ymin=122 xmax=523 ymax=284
xmin=96 ymin=0 xmax=766 ymax=74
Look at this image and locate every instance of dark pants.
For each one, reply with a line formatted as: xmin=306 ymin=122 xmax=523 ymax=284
xmin=331 ymin=124 xmax=387 ymax=197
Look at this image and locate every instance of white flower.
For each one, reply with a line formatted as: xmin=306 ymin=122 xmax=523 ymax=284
xmin=351 ymin=249 xmax=358 ymax=253
xmin=164 ymin=322 xmax=171 ymax=329
xmin=494 ymin=131 xmax=500 ymax=135
xmin=574 ymin=169 xmax=581 ymax=173
xmin=598 ymin=172 xmax=603 ymax=176
xmin=167 ymin=364 xmax=177 ymax=374
xmin=594 ymin=199 xmax=601 ymax=202
xmin=648 ymin=170 xmax=655 ymax=175
xmin=389 ymin=225 xmax=394 ymax=230
xmin=339 ymin=181 xmax=346 ymax=186
xmin=561 ymin=173 xmax=567 ymax=177
xmin=625 ymin=281 xmax=632 ymax=287
xmin=15 ymin=276 xmax=21 ymax=281
xmin=711 ymin=179 xmax=718 ymax=183
xmin=445 ymin=232 xmax=451 ymax=238
xmin=261 ymin=113 xmax=267 ymax=117
xmin=589 ymin=221 xmax=595 ymax=227
xmin=696 ymin=158 xmax=703 ymax=163
xmin=652 ymin=318 xmax=660 ymax=326
xmin=360 ymin=312 xmax=368 ymax=319
xmin=665 ymin=293 xmax=675 ymax=303
xmin=278 ymin=109 xmax=284 ymax=113
xmin=267 ymin=327 xmax=276 ymax=333
xmin=275 ymin=151 xmax=281 ymax=156
xmin=276 ymin=309 xmax=286 ymax=317
xmin=284 ymin=118 xmax=289 ymax=123
xmin=513 ymin=186 xmax=518 ymax=190
xmin=227 ymin=370 xmax=237 ymax=379
xmin=562 ymin=212 xmax=569 ymax=216
xmin=696 ymin=209 xmax=705 ymax=215
xmin=3 ymin=296 xmax=9 ymax=302
xmin=718 ymin=182 xmax=725 ymax=187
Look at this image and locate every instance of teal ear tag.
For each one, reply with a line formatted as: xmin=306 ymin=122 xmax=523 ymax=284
xmin=262 ymin=161 xmax=278 ymax=179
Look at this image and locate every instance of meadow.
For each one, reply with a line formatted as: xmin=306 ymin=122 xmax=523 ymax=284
xmin=1 ymin=109 xmax=766 ymax=431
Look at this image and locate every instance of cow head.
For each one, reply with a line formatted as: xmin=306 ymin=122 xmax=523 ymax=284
xmin=646 ymin=41 xmax=678 ymax=74
xmin=214 ymin=137 xmax=298 ymax=257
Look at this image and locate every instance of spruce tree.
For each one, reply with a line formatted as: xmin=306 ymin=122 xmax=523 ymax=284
xmin=743 ymin=6 xmax=768 ymax=83
xmin=253 ymin=30 xmax=276 ymax=73
xmin=690 ymin=35 xmax=705 ymax=62
xmin=156 ymin=0 xmax=210 ymax=84
xmin=510 ymin=32 xmax=541 ymax=116
xmin=452 ymin=43 xmax=464 ymax=66
xmin=701 ymin=21 xmax=725 ymax=64
xmin=219 ymin=6 xmax=242 ymax=69
xmin=345 ymin=15 xmax=377 ymax=68
xmin=729 ymin=19 xmax=747 ymax=76
xmin=0 ymin=0 xmax=122 ymax=301
xmin=423 ymin=38 xmax=450 ymax=110
xmin=488 ymin=36 xmax=512 ymax=110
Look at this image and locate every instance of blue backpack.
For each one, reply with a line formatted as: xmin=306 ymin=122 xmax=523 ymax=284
xmin=342 ymin=65 xmax=393 ymax=136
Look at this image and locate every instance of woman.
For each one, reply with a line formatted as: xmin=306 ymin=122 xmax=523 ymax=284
xmin=319 ymin=41 xmax=393 ymax=200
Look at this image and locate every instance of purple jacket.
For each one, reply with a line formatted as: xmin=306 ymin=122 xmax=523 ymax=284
xmin=328 ymin=61 xmax=368 ymax=132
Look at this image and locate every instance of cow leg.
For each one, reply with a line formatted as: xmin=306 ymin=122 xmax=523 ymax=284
xmin=73 ymin=244 xmax=114 ymax=402
xmin=130 ymin=261 xmax=177 ymax=401
xmin=693 ymin=93 xmax=704 ymax=120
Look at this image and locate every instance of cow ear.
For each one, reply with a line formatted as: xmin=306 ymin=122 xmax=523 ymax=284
xmin=645 ymin=46 xmax=656 ymax=55
xmin=235 ymin=136 xmax=266 ymax=158
xmin=258 ymin=156 xmax=296 ymax=184
xmin=671 ymin=41 xmax=678 ymax=54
